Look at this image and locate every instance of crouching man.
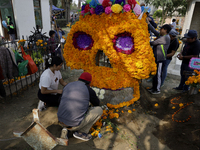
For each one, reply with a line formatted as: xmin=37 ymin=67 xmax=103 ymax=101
xmin=57 ymin=72 xmax=103 ymax=141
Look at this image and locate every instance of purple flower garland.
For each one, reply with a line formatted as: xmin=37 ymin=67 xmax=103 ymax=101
xmin=73 ymin=32 xmax=94 ymax=50
xmin=113 ymin=32 xmax=134 ymax=54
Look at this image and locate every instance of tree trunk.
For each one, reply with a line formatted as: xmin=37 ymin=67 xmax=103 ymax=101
xmin=50 ymin=0 xmax=53 ymax=29
xmin=62 ymin=0 xmax=66 ymax=19
xmin=65 ymin=0 xmax=71 ymax=23
xmin=161 ymin=7 xmax=168 ymax=25
xmin=78 ymin=0 xmax=81 ymax=9
xmin=53 ymin=0 xmax=57 ymax=6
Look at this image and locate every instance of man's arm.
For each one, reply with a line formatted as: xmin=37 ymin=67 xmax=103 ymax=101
xmin=178 ymin=55 xmax=198 ymax=60
xmin=87 ymin=86 xmax=100 ymax=106
xmin=59 ymin=78 xmax=67 ymax=86
xmin=149 ymin=16 xmax=157 ymax=28
xmin=150 ymin=36 xmax=167 ymax=46
xmin=60 ymin=29 xmax=65 ymax=35
xmin=148 ymin=22 xmax=160 ymax=37
xmin=167 ymin=40 xmax=179 ymax=58
xmin=167 ymin=50 xmax=176 ymax=58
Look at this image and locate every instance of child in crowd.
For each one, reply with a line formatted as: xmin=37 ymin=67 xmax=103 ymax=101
xmin=37 ymin=56 xmax=67 ymax=111
xmin=48 ymin=30 xmax=56 ymax=56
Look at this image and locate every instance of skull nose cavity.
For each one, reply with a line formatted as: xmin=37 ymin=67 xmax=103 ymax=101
xmin=95 ymin=50 xmax=112 ymax=68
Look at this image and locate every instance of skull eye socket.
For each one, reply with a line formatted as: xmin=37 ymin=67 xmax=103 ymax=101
xmin=73 ymin=31 xmax=94 ymax=50
xmin=113 ymin=32 xmax=134 ymax=54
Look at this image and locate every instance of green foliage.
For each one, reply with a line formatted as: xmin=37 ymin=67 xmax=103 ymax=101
xmin=144 ymin=0 xmax=187 ymax=25
xmin=144 ymin=0 xmax=187 ymax=16
xmin=70 ymin=1 xmax=78 ymax=10
xmin=153 ymin=9 xmax=162 ymax=19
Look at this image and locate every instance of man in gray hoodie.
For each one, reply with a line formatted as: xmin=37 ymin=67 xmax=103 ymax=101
xmin=147 ymin=19 xmax=171 ymax=94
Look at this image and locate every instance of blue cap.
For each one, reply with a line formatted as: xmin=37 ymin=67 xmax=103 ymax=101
xmin=184 ymin=30 xmax=198 ymax=38
xmin=169 ymin=29 xmax=178 ymax=36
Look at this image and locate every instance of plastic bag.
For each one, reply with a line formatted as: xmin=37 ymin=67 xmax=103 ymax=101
xmin=15 ymin=50 xmax=24 ymax=64
xmin=21 ymin=46 xmax=38 ymax=75
xmin=18 ymin=60 xmax=28 ymax=76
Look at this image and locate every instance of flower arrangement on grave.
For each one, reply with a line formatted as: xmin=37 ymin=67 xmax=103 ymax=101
xmin=32 ymin=39 xmax=47 ymax=65
xmin=63 ymin=0 xmax=157 ymax=109
xmin=17 ymin=39 xmax=26 ymax=49
xmin=185 ymin=70 xmax=200 ymax=91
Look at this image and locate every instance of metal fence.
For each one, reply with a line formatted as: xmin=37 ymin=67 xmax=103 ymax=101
xmin=0 ymin=38 xmax=63 ymax=99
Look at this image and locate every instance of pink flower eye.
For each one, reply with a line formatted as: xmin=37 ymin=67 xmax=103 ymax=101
xmin=113 ymin=32 xmax=134 ymax=54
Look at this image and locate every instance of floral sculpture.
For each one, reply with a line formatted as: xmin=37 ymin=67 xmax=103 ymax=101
xmin=63 ymin=0 xmax=157 ymax=108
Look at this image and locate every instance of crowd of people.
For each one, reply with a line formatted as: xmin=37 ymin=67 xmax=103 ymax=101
xmin=146 ymin=14 xmax=200 ymax=94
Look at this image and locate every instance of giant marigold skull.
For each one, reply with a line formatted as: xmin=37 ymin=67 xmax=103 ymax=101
xmin=63 ymin=11 xmax=156 ymax=107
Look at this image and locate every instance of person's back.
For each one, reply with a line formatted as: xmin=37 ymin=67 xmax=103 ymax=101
xmin=57 ymin=80 xmax=90 ymax=127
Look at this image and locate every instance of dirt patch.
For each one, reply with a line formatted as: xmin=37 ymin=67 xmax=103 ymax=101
xmin=0 ymin=71 xmax=199 ymax=150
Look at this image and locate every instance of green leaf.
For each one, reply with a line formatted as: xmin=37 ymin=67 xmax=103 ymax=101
xmin=78 ymin=9 xmax=82 ymax=12
xmin=121 ymin=2 xmax=124 ymax=6
xmin=86 ymin=0 xmax=92 ymax=4
xmin=113 ymin=0 xmax=116 ymax=4
xmin=83 ymin=12 xmax=90 ymax=18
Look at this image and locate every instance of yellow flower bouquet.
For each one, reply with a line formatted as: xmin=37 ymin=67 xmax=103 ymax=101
xmin=185 ymin=70 xmax=200 ymax=93
xmin=32 ymin=39 xmax=47 ymax=65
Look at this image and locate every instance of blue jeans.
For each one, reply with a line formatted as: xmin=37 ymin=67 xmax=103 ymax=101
xmin=161 ymin=59 xmax=171 ymax=86
xmin=177 ymin=63 xmax=194 ymax=91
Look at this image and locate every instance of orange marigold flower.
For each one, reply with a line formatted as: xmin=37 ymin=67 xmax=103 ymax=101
xmin=154 ymin=103 xmax=158 ymax=107
xmin=103 ymin=116 xmax=107 ymax=120
xmin=179 ymin=103 xmax=184 ymax=107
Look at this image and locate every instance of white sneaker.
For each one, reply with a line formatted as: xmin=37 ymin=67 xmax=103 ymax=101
xmin=37 ymin=100 xmax=46 ymax=111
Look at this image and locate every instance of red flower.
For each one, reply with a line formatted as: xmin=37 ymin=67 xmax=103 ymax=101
xmin=127 ymin=0 xmax=137 ymax=8
xmin=102 ymin=0 xmax=112 ymax=8
xmin=84 ymin=4 xmax=90 ymax=13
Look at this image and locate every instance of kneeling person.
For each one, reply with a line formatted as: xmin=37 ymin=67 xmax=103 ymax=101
xmin=57 ymin=72 xmax=103 ymax=141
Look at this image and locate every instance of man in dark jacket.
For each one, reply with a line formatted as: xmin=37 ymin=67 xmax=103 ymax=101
xmin=174 ymin=30 xmax=200 ymax=92
xmin=161 ymin=29 xmax=179 ymax=86
xmin=147 ymin=18 xmax=171 ymax=94
xmin=57 ymin=72 xmax=103 ymax=141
